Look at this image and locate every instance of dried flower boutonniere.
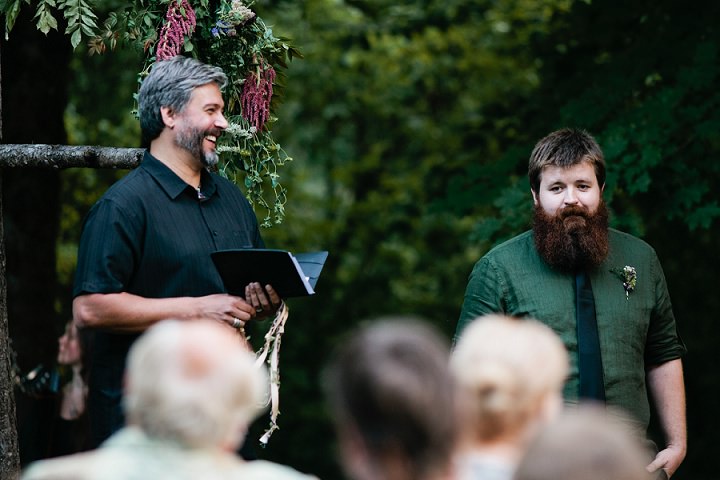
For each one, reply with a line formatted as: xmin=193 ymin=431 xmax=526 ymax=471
xmin=611 ymin=265 xmax=637 ymax=300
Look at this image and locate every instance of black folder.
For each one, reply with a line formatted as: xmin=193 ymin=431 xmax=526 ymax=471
xmin=211 ymin=249 xmax=328 ymax=298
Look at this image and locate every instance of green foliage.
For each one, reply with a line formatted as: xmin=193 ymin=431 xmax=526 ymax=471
xmin=61 ymin=0 xmax=98 ymax=48
xmin=218 ymin=116 xmax=293 ymax=226
xmin=1 ymin=0 xmax=26 ymax=37
xmin=33 ymin=0 xmax=58 ymax=34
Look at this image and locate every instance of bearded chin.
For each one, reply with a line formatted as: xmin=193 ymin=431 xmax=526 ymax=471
xmin=200 ymin=150 xmax=219 ymax=168
xmin=533 ymin=201 xmax=610 ymax=273
xmin=176 ymin=127 xmax=220 ymax=169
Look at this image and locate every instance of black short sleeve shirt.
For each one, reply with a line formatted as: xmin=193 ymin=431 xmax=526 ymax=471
xmin=73 ymin=151 xmax=265 ymax=299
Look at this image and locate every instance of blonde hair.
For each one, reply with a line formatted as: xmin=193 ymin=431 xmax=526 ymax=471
xmin=450 ymin=314 xmax=568 ymax=442
xmin=124 ymin=320 xmax=267 ymax=449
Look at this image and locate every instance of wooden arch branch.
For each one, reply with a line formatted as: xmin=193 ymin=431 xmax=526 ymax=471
xmin=0 ymin=144 xmax=144 ymax=169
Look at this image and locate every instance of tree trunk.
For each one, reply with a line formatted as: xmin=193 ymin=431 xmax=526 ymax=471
xmin=0 ymin=36 xmax=22 ymax=479
xmin=1 ymin=8 xmax=71 ymax=470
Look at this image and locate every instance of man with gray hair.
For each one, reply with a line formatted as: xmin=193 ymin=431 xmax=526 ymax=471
xmin=22 ymin=320 xmax=317 ymax=479
xmin=72 ymin=55 xmax=282 ymax=447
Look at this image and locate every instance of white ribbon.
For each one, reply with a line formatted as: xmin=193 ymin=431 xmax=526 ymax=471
xmin=254 ymin=302 xmax=289 ymax=446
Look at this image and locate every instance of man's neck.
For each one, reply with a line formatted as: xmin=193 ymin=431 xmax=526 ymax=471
xmin=150 ymin=137 xmax=203 ymax=188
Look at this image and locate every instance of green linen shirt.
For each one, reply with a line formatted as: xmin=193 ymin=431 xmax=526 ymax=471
xmin=457 ymin=228 xmax=686 ymax=431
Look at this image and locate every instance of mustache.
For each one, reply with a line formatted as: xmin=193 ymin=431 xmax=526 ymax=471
xmin=558 ymin=205 xmax=591 ymax=220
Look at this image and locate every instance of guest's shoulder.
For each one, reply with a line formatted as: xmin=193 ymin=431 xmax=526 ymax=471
xmin=21 ymin=450 xmax=106 ymax=480
xmin=239 ymin=460 xmax=320 ymax=480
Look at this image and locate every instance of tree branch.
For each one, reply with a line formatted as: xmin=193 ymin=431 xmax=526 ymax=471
xmin=0 ymin=145 xmax=143 ymax=169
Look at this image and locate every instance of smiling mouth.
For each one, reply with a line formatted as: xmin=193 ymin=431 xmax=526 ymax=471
xmin=205 ymin=135 xmax=218 ymax=145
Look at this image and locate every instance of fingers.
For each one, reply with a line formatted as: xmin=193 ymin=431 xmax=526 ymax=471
xmin=646 ymin=449 xmax=672 ymax=477
xmin=646 ymin=458 xmax=665 ymax=473
xmin=219 ymin=294 xmax=255 ymax=323
xmin=264 ymin=284 xmax=282 ymax=307
xmin=245 ymin=283 xmax=283 ymax=316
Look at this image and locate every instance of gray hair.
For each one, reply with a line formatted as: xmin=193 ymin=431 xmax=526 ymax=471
xmin=123 ymin=320 xmax=267 ymax=449
xmin=138 ymin=56 xmax=227 ymax=145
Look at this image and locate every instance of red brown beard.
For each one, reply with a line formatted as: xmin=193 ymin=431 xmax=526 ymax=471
xmin=532 ymin=201 xmax=610 ymax=273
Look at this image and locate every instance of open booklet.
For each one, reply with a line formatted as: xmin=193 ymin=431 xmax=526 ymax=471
xmin=211 ymin=249 xmax=329 ymax=299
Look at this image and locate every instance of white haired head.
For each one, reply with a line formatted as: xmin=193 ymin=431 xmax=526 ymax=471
xmin=123 ymin=319 xmax=267 ymax=450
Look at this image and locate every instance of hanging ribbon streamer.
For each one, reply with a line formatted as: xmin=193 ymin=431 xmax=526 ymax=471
xmin=254 ymin=301 xmax=289 ymax=446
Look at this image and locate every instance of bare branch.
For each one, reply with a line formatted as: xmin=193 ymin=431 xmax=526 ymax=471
xmin=0 ymin=145 xmax=144 ymax=169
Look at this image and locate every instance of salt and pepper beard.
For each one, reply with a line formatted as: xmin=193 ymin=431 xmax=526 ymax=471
xmin=532 ymin=200 xmax=610 ymax=273
xmin=175 ymin=125 xmax=221 ymax=168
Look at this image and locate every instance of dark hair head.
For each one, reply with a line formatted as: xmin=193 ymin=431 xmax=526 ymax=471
xmin=528 ymin=128 xmax=606 ymax=193
xmin=137 ymin=56 xmax=227 ymax=146
xmin=323 ymin=317 xmax=458 ymax=480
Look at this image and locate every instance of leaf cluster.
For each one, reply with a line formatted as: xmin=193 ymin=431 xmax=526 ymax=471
xmin=2 ymin=0 xmax=98 ymax=47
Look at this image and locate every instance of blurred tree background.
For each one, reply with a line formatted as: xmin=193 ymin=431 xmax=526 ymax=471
xmin=2 ymin=0 xmax=718 ymax=478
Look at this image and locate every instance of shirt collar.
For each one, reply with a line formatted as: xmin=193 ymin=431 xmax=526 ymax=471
xmin=140 ymin=151 xmax=218 ymax=200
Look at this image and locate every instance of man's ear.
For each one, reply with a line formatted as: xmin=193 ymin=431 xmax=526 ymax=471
xmin=600 ymin=183 xmax=606 ymax=194
xmin=531 ymin=189 xmax=539 ymax=206
xmin=160 ymin=106 xmax=176 ymax=128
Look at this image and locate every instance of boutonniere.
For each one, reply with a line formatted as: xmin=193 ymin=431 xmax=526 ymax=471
xmin=610 ymin=265 xmax=637 ymax=300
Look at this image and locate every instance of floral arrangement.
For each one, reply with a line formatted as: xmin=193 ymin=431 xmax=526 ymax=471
xmin=611 ymin=265 xmax=637 ymax=300
xmin=2 ymin=0 xmax=301 ymax=227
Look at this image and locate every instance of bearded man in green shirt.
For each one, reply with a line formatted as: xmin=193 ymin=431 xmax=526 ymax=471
xmin=456 ymin=128 xmax=686 ymax=479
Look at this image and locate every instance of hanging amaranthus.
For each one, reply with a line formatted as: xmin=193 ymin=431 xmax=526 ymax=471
xmin=155 ymin=0 xmax=197 ymax=60
xmin=240 ymin=59 xmax=276 ymax=132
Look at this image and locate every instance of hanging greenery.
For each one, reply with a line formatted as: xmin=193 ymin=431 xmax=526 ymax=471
xmin=2 ymin=0 xmax=301 ymax=226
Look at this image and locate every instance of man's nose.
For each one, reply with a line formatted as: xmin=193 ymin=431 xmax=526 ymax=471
xmin=564 ymin=188 xmax=579 ymax=204
xmin=216 ymin=112 xmax=229 ymax=130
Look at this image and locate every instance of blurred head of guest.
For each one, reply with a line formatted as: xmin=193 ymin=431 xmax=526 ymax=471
xmin=323 ymin=317 xmax=459 ymax=480
xmin=514 ymin=406 xmax=655 ymax=480
xmin=123 ymin=319 xmax=267 ymax=451
xmin=450 ymin=314 xmax=568 ymax=480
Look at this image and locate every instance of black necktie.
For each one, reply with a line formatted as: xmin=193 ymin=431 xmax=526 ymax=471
xmin=575 ymin=271 xmax=605 ymax=401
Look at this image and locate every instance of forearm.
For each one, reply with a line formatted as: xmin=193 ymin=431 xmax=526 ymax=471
xmin=647 ymin=358 xmax=686 ymax=450
xmin=73 ymin=293 xmax=202 ymax=332
xmin=646 ymin=358 xmax=686 ymax=477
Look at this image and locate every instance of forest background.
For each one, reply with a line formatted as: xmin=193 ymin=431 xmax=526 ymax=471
xmin=1 ymin=0 xmax=718 ymax=479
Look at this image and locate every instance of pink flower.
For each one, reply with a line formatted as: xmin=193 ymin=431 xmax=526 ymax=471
xmin=156 ymin=0 xmax=197 ymax=61
xmin=241 ymin=61 xmax=276 ymax=132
